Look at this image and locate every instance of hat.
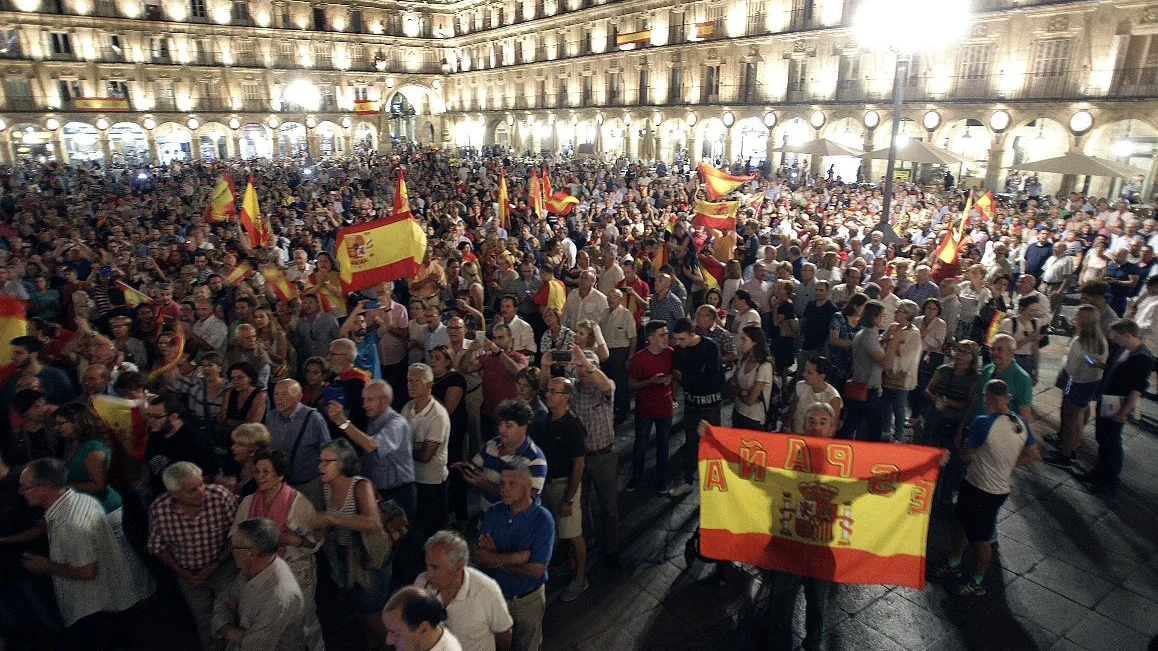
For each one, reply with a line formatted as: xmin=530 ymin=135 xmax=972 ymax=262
xmin=1035 ymin=224 xmax=1048 ymax=231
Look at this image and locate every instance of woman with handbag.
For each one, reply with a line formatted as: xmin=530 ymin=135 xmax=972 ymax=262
xmin=315 ymin=439 xmax=391 ymax=650
xmin=1043 ymin=306 xmax=1108 ymax=469
xmin=881 ymin=300 xmax=923 ymax=443
xmin=729 ymin=326 xmax=775 ymax=431
xmin=235 ymin=449 xmax=324 ymax=651
xmin=826 ymin=293 xmax=868 ymax=388
xmin=837 ymin=301 xmax=898 ymax=441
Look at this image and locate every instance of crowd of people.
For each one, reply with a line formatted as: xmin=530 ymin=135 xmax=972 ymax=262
xmin=0 ymin=148 xmax=1156 ymax=651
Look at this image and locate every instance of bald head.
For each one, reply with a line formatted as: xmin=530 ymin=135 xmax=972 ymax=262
xmin=272 ymin=379 xmax=303 ymax=414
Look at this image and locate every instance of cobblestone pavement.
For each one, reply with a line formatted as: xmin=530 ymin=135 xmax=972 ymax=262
xmin=540 ymin=341 xmax=1158 ymax=651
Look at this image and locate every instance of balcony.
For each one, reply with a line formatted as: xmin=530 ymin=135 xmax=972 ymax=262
xmin=1114 ymin=68 xmax=1158 ymax=98
xmin=1 ymin=97 xmax=40 ymax=111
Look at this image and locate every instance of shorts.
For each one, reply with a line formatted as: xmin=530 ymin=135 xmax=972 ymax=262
xmin=1064 ymin=379 xmax=1101 ymax=408
xmin=540 ymin=478 xmax=583 ymax=539
xmin=953 ymin=481 xmax=1008 ymax=543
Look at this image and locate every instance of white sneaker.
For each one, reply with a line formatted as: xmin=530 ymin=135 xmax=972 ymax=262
xmin=667 ymin=482 xmax=694 ymax=497
xmin=561 ymin=578 xmax=589 ymax=602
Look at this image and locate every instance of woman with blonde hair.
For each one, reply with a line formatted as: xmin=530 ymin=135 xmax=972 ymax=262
xmin=223 ymin=422 xmax=272 ymax=496
xmin=1044 ymin=305 xmax=1108 ymax=469
xmin=460 ymin=261 xmax=486 ymax=315
xmin=575 ymin=319 xmax=610 ymax=364
xmin=253 ymin=307 xmax=294 ymax=385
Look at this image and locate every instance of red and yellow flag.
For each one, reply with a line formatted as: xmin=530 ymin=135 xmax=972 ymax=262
xmin=542 ymin=168 xmax=579 ymax=216
xmin=262 ymin=265 xmax=298 ymax=303
xmin=336 ymin=169 xmax=428 ymax=294
xmin=615 ymin=29 xmax=651 ymax=48
xmin=533 ymin=277 xmax=568 ymax=311
xmin=238 ymin=177 xmax=270 ymax=248
xmin=146 ymin=330 xmax=185 ymax=384
xmin=935 ymin=193 xmax=974 ymax=265
xmin=699 ymin=425 xmax=942 ymax=589
xmin=0 ymin=296 xmax=27 ymax=369
xmin=225 ymin=261 xmax=254 ymax=286
xmin=206 ymin=174 xmax=236 ymax=223
xmin=91 ymin=394 xmax=150 ymax=461
xmin=698 ymin=162 xmax=754 ymax=199
xmin=354 ymin=100 xmax=379 ymax=115
xmin=693 ymin=200 xmax=741 ymax=231
xmin=692 ymin=21 xmax=716 ymax=40
xmin=497 ymin=171 xmax=511 ymax=231
xmin=529 ymin=170 xmax=546 ymax=218
xmin=986 ymin=310 xmax=1006 ymax=346
xmin=975 ymin=190 xmax=996 ymax=223
xmin=115 ymin=280 xmax=153 ymax=307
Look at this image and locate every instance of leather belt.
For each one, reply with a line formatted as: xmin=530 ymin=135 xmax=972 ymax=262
xmin=588 ymin=445 xmax=615 ymax=455
xmin=505 ymin=585 xmax=544 ymax=601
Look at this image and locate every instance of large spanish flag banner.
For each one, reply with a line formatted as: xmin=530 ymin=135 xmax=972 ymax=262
xmin=699 ymin=426 xmax=942 ymax=589
xmin=497 ymin=171 xmax=511 ymax=231
xmin=698 ymin=162 xmax=754 ymax=200
xmin=693 ymin=199 xmax=740 ymax=231
xmin=336 ymin=169 xmax=428 ymax=294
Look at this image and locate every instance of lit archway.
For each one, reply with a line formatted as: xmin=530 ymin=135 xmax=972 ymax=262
xmin=387 ymin=93 xmax=417 ymax=143
xmin=819 ymin=117 xmax=868 ymax=182
xmin=662 ymin=118 xmax=690 ymax=164
xmin=315 ymin=120 xmax=344 ymax=156
xmin=62 ymin=121 xmax=102 ymax=162
xmin=601 ymin=118 xmax=627 ymax=158
xmin=1082 ymin=118 xmax=1157 ymax=199
xmin=10 ymin=123 xmax=54 ymax=162
xmin=733 ymin=117 xmax=768 ymax=166
xmin=354 ymin=122 xmax=378 ymax=154
xmin=110 ymin=122 xmax=150 ymax=165
xmin=154 ymin=122 xmax=193 ymax=163
xmin=240 ymin=123 xmax=273 ymax=159
xmin=1002 ymin=117 xmax=1068 ymax=195
xmin=938 ymin=118 xmax=991 ymax=187
xmin=195 ymin=122 xmax=231 ymax=161
xmin=278 ymin=122 xmax=307 ymax=157
xmin=575 ymin=119 xmax=597 ymax=155
xmin=698 ymin=117 xmax=726 ymax=163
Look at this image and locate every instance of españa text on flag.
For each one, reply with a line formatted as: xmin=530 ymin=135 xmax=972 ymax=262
xmin=698 ymin=425 xmax=942 ymax=589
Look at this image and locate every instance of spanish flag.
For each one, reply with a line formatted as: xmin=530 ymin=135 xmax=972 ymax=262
xmin=497 ymin=171 xmax=511 ymax=231
xmin=699 ymin=425 xmax=943 ymax=589
xmin=91 ymin=394 xmax=150 ymax=461
xmin=225 ymin=261 xmax=254 ymax=286
xmin=652 ymin=241 xmax=669 ymax=272
xmin=542 ymin=168 xmax=580 ymax=216
xmin=262 ymin=265 xmax=298 ymax=302
xmin=115 ymin=280 xmax=153 ymax=307
xmin=693 ymin=200 xmax=741 ymax=231
xmin=934 ymin=193 xmax=974 ymax=265
xmin=529 ymin=170 xmax=546 ymax=218
xmin=975 ymin=190 xmax=996 ymax=223
xmin=206 ymin=174 xmax=236 ymax=223
xmin=238 ymin=178 xmax=270 ymax=248
xmin=615 ymin=29 xmax=651 ymax=48
xmin=533 ymin=277 xmax=568 ymax=311
xmin=0 ymin=296 xmax=27 ymax=368
xmin=146 ymin=330 xmax=185 ymax=384
xmin=336 ymin=168 xmax=428 ymax=294
xmin=698 ymin=162 xmax=754 ymax=200
xmin=985 ymin=310 xmax=1006 ymax=346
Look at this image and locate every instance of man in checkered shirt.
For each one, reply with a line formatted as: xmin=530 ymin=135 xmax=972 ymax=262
xmin=147 ymin=461 xmax=239 ymax=651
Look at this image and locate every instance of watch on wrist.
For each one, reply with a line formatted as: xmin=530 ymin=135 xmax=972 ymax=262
xmin=339 ymin=420 xmax=351 ymax=430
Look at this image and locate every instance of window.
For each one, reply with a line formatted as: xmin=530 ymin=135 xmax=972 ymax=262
xmin=582 ymin=75 xmax=593 ymax=103
xmin=319 ymin=84 xmax=335 ymax=109
xmin=234 ymin=39 xmax=255 ymax=65
xmin=1116 ymin=34 xmax=1158 ymax=92
xmin=350 ymin=9 xmax=364 ymax=32
xmin=353 ymin=85 xmax=368 ymax=101
xmin=231 ymin=0 xmax=249 ymax=22
xmin=3 ymin=79 xmax=33 ymax=106
xmin=747 ymin=0 xmax=765 ymax=35
xmin=837 ymin=53 xmax=860 ymax=97
xmin=557 ymin=77 xmax=569 ymax=105
xmin=607 ymin=71 xmax=621 ymax=103
xmin=58 ymin=79 xmax=82 ymax=102
xmin=155 ymin=79 xmax=176 ymax=108
xmin=638 ymin=68 xmax=649 ymax=104
xmin=905 ymin=53 xmax=923 ymax=89
xmin=959 ymin=45 xmax=991 ymax=79
xmin=107 ymin=34 xmax=125 ymax=60
xmin=50 ymin=32 xmax=73 ymax=55
xmin=1032 ymin=38 xmax=1071 ymax=78
xmin=787 ymin=58 xmax=809 ymax=98
xmin=242 ymin=81 xmax=263 ymax=107
xmin=312 ymin=6 xmax=326 ymax=30
xmin=151 ymin=36 xmax=171 ymax=62
xmin=350 ymin=45 xmax=367 ymax=68
xmin=0 ymin=29 xmax=21 ymax=57
xmin=741 ymin=62 xmax=758 ymax=101
xmin=314 ymin=43 xmax=331 ymax=67
xmin=702 ymin=64 xmax=720 ymax=101
xmin=190 ymin=0 xmax=207 ymax=19
xmin=107 ymin=80 xmax=128 ymax=97
xmin=277 ymin=42 xmax=294 ymax=65
xmin=670 ymin=66 xmax=682 ymax=101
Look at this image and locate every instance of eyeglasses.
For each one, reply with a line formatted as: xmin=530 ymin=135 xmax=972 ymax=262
xmin=18 ymin=483 xmax=45 ymax=493
xmin=318 ymin=458 xmax=339 ymax=465
xmin=145 ymin=412 xmax=168 ymax=421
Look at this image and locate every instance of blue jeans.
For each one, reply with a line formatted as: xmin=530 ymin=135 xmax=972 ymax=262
xmin=881 ymin=387 xmax=910 ymax=442
xmin=633 ymin=417 xmax=672 ymax=491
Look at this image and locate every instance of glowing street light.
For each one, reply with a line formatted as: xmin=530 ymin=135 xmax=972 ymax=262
xmin=854 ymin=0 xmax=970 ymax=233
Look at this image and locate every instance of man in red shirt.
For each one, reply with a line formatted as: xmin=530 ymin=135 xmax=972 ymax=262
xmin=627 ymin=321 xmax=675 ymax=495
xmin=461 ymin=322 xmax=529 ymax=442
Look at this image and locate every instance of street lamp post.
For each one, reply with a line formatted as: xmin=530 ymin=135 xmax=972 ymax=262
xmin=854 ymin=0 xmax=969 ymax=239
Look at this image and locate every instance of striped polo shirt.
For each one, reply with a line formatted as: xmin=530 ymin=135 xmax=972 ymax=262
xmin=471 ymin=435 xmax=548 ymax=511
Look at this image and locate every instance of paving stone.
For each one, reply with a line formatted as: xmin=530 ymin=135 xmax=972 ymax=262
xmin=1003 ymin=577 xmax=1088 ymax=637
xmin=1094 ymin=585 xmax=1158 ymax=636
xmin=1024 ymin=556 xmax=1116 ymax=608
xmin=574 ymin=604 xmax=695 ymax=651
xmin=831 ymin=582 xmax=893 ymax=616
xmin=858 ymin=590 xmax=949 ymax=651
xmin=1064 ymin=611 xmax=1150 ymax=651
xmin=828 ymin=614 xmax=909 ymax=651
xmin=994 ymin=534 xmax=1048 ymax=576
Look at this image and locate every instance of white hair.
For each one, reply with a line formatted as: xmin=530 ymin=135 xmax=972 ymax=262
xmin=162 ymin=461 xmax=203 ymax=493
xmin=408 ymin=363 xmax=434 ymax=382
xmin=424 ymin=530 xmax=470 ymax=566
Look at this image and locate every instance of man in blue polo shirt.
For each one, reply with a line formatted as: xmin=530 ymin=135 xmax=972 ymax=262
xmin=474 ymin=460 xmax=555 ymax=651
xmin=459 ymin=399 xmax=548 ymax=511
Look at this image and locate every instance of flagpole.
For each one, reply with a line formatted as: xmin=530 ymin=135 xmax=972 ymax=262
xmin=874 ymin=54 xmax=909 ymax=247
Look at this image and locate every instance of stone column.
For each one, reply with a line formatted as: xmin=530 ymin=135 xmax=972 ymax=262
xmin=723 ymin=125 xmax=734 ymax=164
xmin=0 ymin=131 xmax=14 ymax=165
xmin=234 ymin=131 xmax=244 ymax=159
xmin=54 ymin=128 xmax=69 ymax=164
xmin=983 ymin=132 xmax=1007 ymax=191
xmin=98 ymin=132 xmax=112 ymax=164
xmin=190 ymin=135 xmax=202 ymax=161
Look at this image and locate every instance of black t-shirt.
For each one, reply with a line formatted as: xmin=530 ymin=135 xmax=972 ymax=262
xmin=1102 ymin=347 xmax=1155 ymax=397
xmin=0 ymin=467 xmax=47 ymax=583
xmin=674 ymin=336 xmax=724 ymax=398
xmin=803 ymin=300 xmax=839 ymax=351
xmin=533 ymin=411 xmax=587 ymax=480
xmin=144 ymin=425 xmax=219 ymax=497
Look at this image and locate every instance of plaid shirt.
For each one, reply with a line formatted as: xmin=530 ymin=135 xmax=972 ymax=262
xmin=147 ymin=483 xmax=238 ymax=573
xmin=571 ymin=379 xmax=615 ymax=451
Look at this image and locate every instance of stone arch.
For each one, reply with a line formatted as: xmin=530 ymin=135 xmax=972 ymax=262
xmin=239 ymin=122 xmax=273 ymax=159
xmin=154 ymin=122 xmax=193 ymax=163
xmin=732 ymin=116 xmax=768 ymax=165
xmin=1081 ymin=118 xmax=1157 ymax=199
xmin=62 ymin=121 xmax=102 ymax=162
xmin=1001 ymin=117 xmax=1069 ymax=195
xmin=110 ymin=122 xmax=150 ymax=165
xmin=354 ymin=121 xmax=378 ymax=154
xmin=195 ymin=121 xmax=231 ymax=161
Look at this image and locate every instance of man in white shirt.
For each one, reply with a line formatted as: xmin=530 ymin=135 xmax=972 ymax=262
xmin=596 ymin=248 xmax=624 ymax=296
xmin=192 ymin=299 xmax=229 ymax=353
xmin=404 ymin=363 xmax=452 ymax=537
xmin=563 ymin=270 xmax=608 ymax=330
xmin=285 ymin=249 xmax=315 ymax=284
xmin=497 ymin=296 xmax=536 ymax=357
xmin=740 ymin=263 xmax=773 ymax=315
xmin=415 ymin=531 xmax=513 ymax=651
xmin=877 ymin=276 xmax=902 ymax=326
xmin=213 ymin=519 xmax=305 ymax=651
xmin=1038 ymin=241 xmax=1075 ymax=319
xmin=384 ymin=586 xmax=465 ymax=651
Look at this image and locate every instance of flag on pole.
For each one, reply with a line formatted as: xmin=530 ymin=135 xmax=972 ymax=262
xmin=974 ymin=190 xmax=996 ymax=223
xmin=542 ymin=167 xmax=580 ymax=216
xmin=115 ymin=280 xmax=153 ymax=307
xmin=497 ymin=171 xmax=511 ymax=231
xmin=205 ymin=174 xmax=236 ymax=223
xmin=529 ymin=170 xmax=546 ymax=218
xmin=934 ymin=193 xmax=975 ymax=265
xmin=693 ymin=200 xmax=741 ymax=231
xmin=91 ymin=394 xmax=150 ymax=460
xmin=224 ymin=262 xmax=254 ymax=286
xmin=336 ymin=168 xmax=428 ymax=294
xmin=261 ymin=265 xmax=298 ymax=303
xmin=698 ymin=425 xmax=943 ymax=589
xmin=238 ymin=178 xmax=270 ymax=248
xmin=698 ymin=162 xmax=755 ymax=199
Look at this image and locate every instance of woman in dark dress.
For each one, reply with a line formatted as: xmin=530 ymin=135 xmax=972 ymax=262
xmin=430 ymin=345 xmax=469 ymax=523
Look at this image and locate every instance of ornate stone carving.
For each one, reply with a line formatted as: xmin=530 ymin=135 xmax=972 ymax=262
xmin=971 ymin=24 xmax=988 ymax=38
xmin=1046 ymin=15 xmax=1069 ymax=31
xmin=1142 ymin=6 xmax=1158 ymax=24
